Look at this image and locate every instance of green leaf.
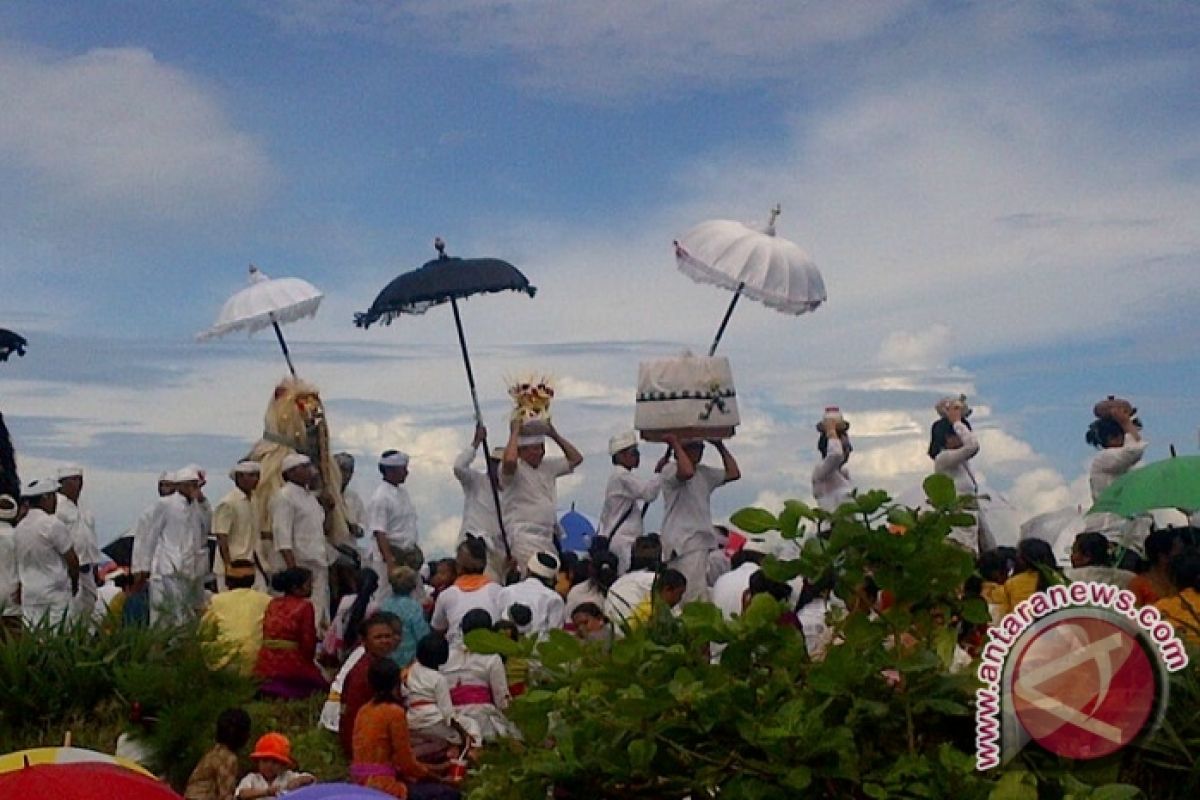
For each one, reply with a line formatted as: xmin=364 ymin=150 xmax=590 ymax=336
xmin=627 ymin=738 xmax=657 ymax=772
xmin=989 ymin=770 xmax=1038 ymax=800
xmin=887 ymin=506 xmax=917 ymax=531
xmin=464 ymin=628 xmax=521 ymax=657
xmin=778 ymin=504 xmax=801 ymax=539
xmin=1090 ymin=785 xmax=1144 ymax=800
xmin=730 ymin=507 xmax=780 ymax=534
xmin=783 ymin=766 xmax=812 ymax=790
xmin=536 ymin=629 xmax=584 ymax=666
xmin=760 ymin=555 xmax=804 ymax=583
xmin=923 ymin=473 xmax=958 ymax=509
xmin=961 ymin=596 xmax=991 ymax=624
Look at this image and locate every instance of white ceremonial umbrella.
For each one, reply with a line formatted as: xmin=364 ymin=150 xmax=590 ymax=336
xmin=1019 ymin=506 xmax=1086 ymax=568
xmin=674 ymin=204 xmax=826 ymax=355
xmin=197 ymin=264 xmax=323 ymax=375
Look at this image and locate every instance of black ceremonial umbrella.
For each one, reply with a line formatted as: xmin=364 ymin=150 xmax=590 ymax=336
xmin=355 ymin=238 xmax=537 ymax=557
xmin=0 ymin=329 xmax=27 ymax=362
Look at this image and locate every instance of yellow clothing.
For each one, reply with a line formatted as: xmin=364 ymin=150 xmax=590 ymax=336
xmin=212 ymin=489 xmax=259 ymax=564
xmin=1001 ymin=572 xmax=1040 ymax=615
xmin=981 ymin=581 xmax=1006 ymax=606
xmin=202 ymin=588 xmax=272 ymax=673
xmin=1155 ymin=588 xmax=1200 ymax=647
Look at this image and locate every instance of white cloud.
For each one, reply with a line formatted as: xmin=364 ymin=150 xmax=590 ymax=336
xmin=878 ymin=325 xmax=953 ymax=369
xmin=0 ymin=44 xmax=272 ymax=222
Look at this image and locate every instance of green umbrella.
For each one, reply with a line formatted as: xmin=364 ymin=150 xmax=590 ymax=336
xmin=1089 ymin=454 xmax=1200 ymax=517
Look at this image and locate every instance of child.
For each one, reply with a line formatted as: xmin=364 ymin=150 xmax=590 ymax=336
xmin=184 ymin=708 xmax=252 ymax=800
xmin=235 ymin=733 xmax=315 ymax=799
xmin=405 ymin=634 xmax=477 ymax=759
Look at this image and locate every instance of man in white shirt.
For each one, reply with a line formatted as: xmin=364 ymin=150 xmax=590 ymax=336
xmin=334 ymin=453 xmax=367 ymax=559
xmin=604 ymin=535 xmax=662 ymax=627
xmin=453 ymin=425 xmax=507 ymax=583
xmin=56 ymin=465 xmax=101 ymax=624
xmin=499 ymin=552 xmax=566 ymax=636
xmin=929 ymin=402 xmax=983 ymax=554
xmin=659 ymin=436 xmax=740 ymax=603
xmin=366 ymin=450 xmax=420 ymax=591
xmin=596 ymin=431 xmax=661 ymax=574
xmin=812 ymin=412 xmax=854 ymax=514
xmin=431 ymin=536 xmax=504 ymax=645
xmin=1084 ymin=404 xmax=1150 ymax=554
xmin=501 ymin=419 xmax=583 ymax=572
xmin=710 ymin=542 xmax=768 ymax=620
xmin=0 ymin=494 xmax=23 ymax=629
xmin=15 ymin=477 xmax=79 ymax=626
xmin=133 ymin=467 xmax=206 ymax=625
xmin=213 ymin=461 xmax=263 ymax=591
xmin=272 ymin=453 xmax=332 ymax=628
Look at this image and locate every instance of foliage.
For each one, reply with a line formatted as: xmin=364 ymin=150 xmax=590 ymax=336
xmin=464 ymin=477 xmax=1197 ymax=799
xmin=0 ymin=612 xmax=255 ymax=790
xmin=245 ymin=694 xmax=349 ymax=782
xmin=465 ymin=478 xmax=993 ymax=799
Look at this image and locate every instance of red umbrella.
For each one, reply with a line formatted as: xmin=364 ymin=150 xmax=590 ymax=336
xmin=0 ymin=762 xmax=182 ymax=799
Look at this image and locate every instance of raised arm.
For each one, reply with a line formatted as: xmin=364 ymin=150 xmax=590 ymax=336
xmin=710 ymin=439 xmax=740 ymax=484
xmin=547 ymin=423 xmax=583 ymax=471
xmin=453 ymin=425 xmax=486 ymax=482
xmin=813 ymin=435 xmax=846 ymax=483
xmin=666 ymin=434 xmax=695 ymax=482
xmin=502 ymin=419 xmax=521 ymax=476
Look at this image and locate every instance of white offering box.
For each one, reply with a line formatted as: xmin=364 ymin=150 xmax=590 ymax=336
xmin=635 ymin=354 xmax=740 ymax=442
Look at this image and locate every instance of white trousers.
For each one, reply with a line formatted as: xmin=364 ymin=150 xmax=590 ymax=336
xmin=149 ymin=573 xmax=202 ymax=626
xmin=666 ymin=545 xmax=711 ymax=604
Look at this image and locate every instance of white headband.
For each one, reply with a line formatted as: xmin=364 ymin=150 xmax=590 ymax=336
xmin=517 ymin=435 xmax=544 ymax=448
xmin=379 ymin=451 xmax=410 ymax=468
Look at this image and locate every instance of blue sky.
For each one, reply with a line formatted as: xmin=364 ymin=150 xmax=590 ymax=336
xmin=2 ymin=1 xmax=1198 ymax=555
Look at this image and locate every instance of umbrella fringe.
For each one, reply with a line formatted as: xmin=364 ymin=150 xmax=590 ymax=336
xmin=197 ymin=296 xmax=323 ymax=341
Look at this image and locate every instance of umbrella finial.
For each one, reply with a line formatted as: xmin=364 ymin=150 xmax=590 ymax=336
xmin=767 ymin=204 xmax=781 ymax=234
xmin=434 ymin=237 xmax=447 ymax=259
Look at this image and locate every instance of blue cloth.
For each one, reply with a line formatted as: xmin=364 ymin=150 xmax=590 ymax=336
xmin=379 ymin=593 xmax=430 ymax=667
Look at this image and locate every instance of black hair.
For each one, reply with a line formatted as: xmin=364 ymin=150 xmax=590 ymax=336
xmin=630 ymin=534 xmax=663 ymax=572
xmin=817 ymin=432 xmax=852 ymax=460
xmin=358 ymin=610 xmax=403 ymax=640
xmin=655 ymin=568 xmax=687 ymax=594
xmin=731 ymin=548 xmax=766 ymax=570
xmin=270 ymin=566 xmax=312 ymax=595
xmin=1018 ymin=538 xmax=1061 ymax=591
xmin=415 ymin=633 xmax=450 ymax=670
xmin=215 ymin=707 xmax=252 ymax=751
xmin=795 ymin=572 xmax=835 ymax=611
xmin=225 ymin=560 xmax=257 ymax=590
xmin=457 ymin=535 xmax=488 ymax=574
xmin=1086 ymin=417 xmax=1141 ymax=449
xmin=494 ymin=620 xmax=519 ymax=641
xmin=571 ymin=602 xmax=605 ymax=621
xmin=506 ymin=602 xmax=533 ymax=627
xmin=977 ymin=549 xmax=1010 ymax=584
xmin=343 ymin=569 xmax=381 ymax=652
xmin=747 ymin=569 xmax=791 ymax=603
xmin=1072 ymin=532 xmax=1112 ymax=567
xmin=1168 ymin=550 xmax=1200 ymax=592
xmin=1144 ymin=529 xmax=1180 ymax=566
xmin=0 ymin=412 xmax=20 ymax=501
xmin=461 ymin=608 xmax=494 ymax=637
xmin=928 ymin=417 xmax=971 ymax=460
xmin=367 ymin=657 xmax=402 ymax=704
xmin=590 ymin=551 xmax=620 ymax=592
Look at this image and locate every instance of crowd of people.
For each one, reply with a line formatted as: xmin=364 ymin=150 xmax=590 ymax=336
xmin=1 ymin=395 xmax=1199 ymax=797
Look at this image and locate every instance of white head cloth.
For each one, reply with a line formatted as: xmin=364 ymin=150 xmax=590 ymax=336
xmin=379 ymin=451 xmax=410 ymax=468
xmin=232 ymin=460 xmax=261 ymax=477
xmin=281 ymin=453 xmax=311 ymax=473
xmin=608 ymin=430 xmax=638 ymax=456
xmin=527 ymin=551 xmax=559 ymax=581
xmin=23 ymin=477 xmax=61 ymax=497
xmin=517 ymin=434 xmax=545 ymax=448
xmin=174 ymin=466 xmax=202 ymax=484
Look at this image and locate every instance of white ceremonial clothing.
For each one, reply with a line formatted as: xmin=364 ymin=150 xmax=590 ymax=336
xmin=236 ymin=770 xmax=313 ymax=799
xmin=133 ymin=494 xmax=206 ymax=625
xmin=711 ymin=562 xmax=758 ymax=621
xmin=14 ymin=508 xmax=74 ymax=625
xmin=405 ymin=662 xmax=456 ymax=732
xmin=212 ymin=488 xmax=265 ymax=592
xmin=797 ymin=596 xmax=845 ymax=659
xmin=597 ymin=466 xmax=661 ymax=574
xmin=272 ymin=481 xmax=331 ymax=628
xmin=499 ymin=577 xmax=566 ymax=636
xmin=604 ymin=569 xmax=656 ymax=625
xmin=812 ymin=438 xmax=854 ymax=513
xmin=1089 ymin=437 xmax=1148 ymax=500
xmin=707 ymin=547 xmax=731 ymax=587
xmin=441 ymin=645 xmax=513 ymax=742
xmin=0 ymin=521 xmax=20 ymax=619
xmin=366 ymin=481 xmax=420 ymax=552
xmin=57 ymin=495 xmax=100 ymax=623
xmin=565 ymin=580 xmax=606 ymax=617
xmin=501 ymin=456 xmax=573 ymax=570
xmin=453 ymin=447 xmax=506 ymax=582
xmin=933 ymin=421 xmax=983 ymax=555
xmin=660 ymin=463 xmax=727 ymax=602
xmin=343 ymin=486 xmax=368 ymax=557
xmin=431 ymin=581 xmax=505 ymax=644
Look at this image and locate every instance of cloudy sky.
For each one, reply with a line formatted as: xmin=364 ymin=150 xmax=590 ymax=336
xmin=2 ymin=1 xmax=1198 ymax=555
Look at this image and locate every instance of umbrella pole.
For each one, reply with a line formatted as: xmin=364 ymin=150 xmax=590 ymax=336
xmin=270 ymin=315 xmax=298 ymax=377
xmin=708 ymin=282 xmax=745 ymax=356
xmin=450 ymin=297 xmax=512 ymax=559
